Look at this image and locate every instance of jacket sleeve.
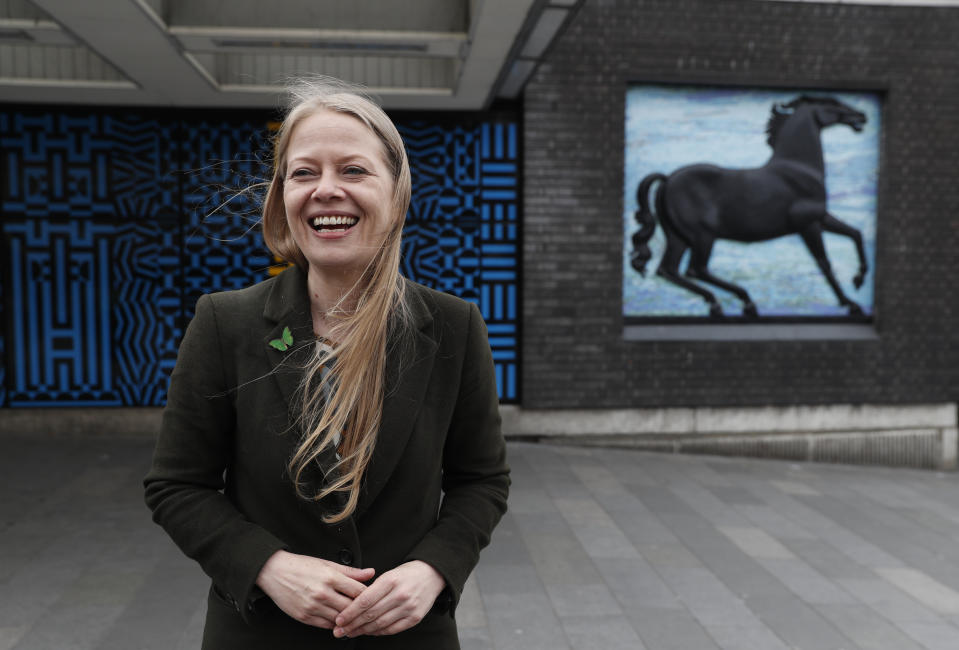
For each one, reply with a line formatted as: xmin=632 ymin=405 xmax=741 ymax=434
xmin=404 ymin=301 xmax=510 ymax=608
xmin=143 ymin=293 xmax=287 ymax=621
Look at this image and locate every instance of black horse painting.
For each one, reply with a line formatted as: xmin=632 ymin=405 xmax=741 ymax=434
xmin=630 ymin=95 xmax=869 ymax=318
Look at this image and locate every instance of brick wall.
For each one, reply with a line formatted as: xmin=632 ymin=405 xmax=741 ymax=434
xmin=522 ymin=0 xmax=959 ymax=408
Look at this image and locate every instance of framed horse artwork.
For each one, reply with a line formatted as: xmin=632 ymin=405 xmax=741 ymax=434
xmin=622 ymin=84 xmax=881 ymax=328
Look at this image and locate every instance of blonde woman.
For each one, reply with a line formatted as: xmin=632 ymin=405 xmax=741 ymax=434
xmin=145 ymin=78 xmax=510 ymax=649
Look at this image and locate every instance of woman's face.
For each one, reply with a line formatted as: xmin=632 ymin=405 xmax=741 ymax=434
xmin=283 ymin=109 xmax=395 ymax=279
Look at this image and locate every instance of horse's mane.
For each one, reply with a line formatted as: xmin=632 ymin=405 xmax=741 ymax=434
xmin=765 ymin=95 xmax=842 ymax=147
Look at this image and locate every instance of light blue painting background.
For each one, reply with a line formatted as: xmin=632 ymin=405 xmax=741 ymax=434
xmin=622 ymin=85 xmax=881 ymax=318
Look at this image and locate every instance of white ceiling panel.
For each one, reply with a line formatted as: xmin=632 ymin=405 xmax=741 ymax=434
xmin=0 ymin=0 xmax=583 ymax=109
xmin=164 ymin=0 xmax=468 ymax=32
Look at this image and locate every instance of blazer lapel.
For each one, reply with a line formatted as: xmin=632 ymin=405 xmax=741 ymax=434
xmin=262 ymin=265 xmax=315 ymax=416
xmin=261 ymin=267 xmax=343 ymax=491
xmin=355 ymin=283 xmax=437 ymax=518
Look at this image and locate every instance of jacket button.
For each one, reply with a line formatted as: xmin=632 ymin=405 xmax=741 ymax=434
xmin=338 ymin=549 xmax=354 ymax=566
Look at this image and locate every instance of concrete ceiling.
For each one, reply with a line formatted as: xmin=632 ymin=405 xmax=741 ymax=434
xmin=0 ymin=0 xmax=581 ymax=110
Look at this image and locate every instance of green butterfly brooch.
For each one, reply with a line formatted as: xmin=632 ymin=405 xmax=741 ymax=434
xmin=269 ymin=326 xmax=294 ymax=352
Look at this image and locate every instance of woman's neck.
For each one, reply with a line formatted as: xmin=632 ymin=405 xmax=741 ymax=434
xmin=307 ymin=266 xmax=361 ymax=339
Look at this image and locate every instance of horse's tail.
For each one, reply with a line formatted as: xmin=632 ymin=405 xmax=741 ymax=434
xmin=630 ymin=173 xmax=667 ymax=276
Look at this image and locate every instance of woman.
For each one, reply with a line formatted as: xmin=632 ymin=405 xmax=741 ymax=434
xmin=144 ymin=78 xmax=510 ymax=649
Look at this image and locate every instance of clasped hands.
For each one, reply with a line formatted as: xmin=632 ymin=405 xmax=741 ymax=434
xmin=255 ymin=550 xmax=445 ymax=638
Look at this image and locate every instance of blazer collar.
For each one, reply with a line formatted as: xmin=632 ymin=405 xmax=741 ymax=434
xmin=262 ymin=267 xmax=439 ymax=519
xmin=262 ymin=265 xmax=316 ymax=414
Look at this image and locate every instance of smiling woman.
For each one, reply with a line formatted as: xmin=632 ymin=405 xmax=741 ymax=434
xmin=280 ymin=109 xmax=396 ymax=295
xmin=144 ymin=76 xmax=510 ymax=650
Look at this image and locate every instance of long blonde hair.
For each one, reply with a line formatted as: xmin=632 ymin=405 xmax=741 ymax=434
xmin=262 ymin=77 xmax=412 ymax=523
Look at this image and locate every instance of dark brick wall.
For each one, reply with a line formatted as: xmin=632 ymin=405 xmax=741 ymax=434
xmin=522 ymin=0 xmax=959 ymax=408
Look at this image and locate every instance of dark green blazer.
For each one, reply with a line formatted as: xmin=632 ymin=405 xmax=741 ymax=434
xmin=144 ymin=265 xmax=509 ymax=649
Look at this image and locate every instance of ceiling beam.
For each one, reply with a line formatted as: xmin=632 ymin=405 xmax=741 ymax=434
xmin=384 ymin=0 xmax=538 ymax=110
xmin=28 ymin=0 xmax=215 ymax=105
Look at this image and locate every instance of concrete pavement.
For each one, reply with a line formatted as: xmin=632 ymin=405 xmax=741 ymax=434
xmin=2 ymin=436 xmax=959 ymax=649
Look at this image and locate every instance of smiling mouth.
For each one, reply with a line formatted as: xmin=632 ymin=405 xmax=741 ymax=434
xmin=309 ymin=215 xmax=358 ymax=232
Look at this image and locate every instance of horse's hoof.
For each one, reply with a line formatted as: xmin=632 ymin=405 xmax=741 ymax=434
xmin=708 ymin=304 xmax=724 ymax=319
xmin=853 ymin=273 xmax=865 ymax=289
xmin=847 ymin=303 xmax=863 ymax=316
xmin=630 ymin=259 xmax=647 ymax=277
xmin=743 ymin=303 xmax=758 ymax=319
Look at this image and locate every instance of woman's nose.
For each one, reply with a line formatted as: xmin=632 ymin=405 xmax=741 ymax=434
xmin=311 ymin=174 xmax=343 ymax=201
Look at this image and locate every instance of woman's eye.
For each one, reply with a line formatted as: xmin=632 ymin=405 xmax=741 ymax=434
xmin=343 ymin=165 xmax=367 ymax=176
xmin=290 ymin=169 xmax=312 ymax=178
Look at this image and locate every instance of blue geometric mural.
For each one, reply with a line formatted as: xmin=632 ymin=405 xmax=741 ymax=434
xmin=179 ymin=117 xmax=275 ymax=316
xmin=1 ymin=111 xmax=181 ymax=406
xmin=4 ymin=219 xmax=119 ymax=406
xmin=112 ymin=218 xmax=183 ymax=406
xmin=0 ymin=107 xmax=520 ymax=407
xmin=398 ymin=120 xmax=519 ymax=400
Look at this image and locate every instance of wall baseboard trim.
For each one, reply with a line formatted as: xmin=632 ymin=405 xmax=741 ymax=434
xmin=0 ymin=407 xmax=163 ymax=439
xmin=500 ymin=403 xmax=959 ymax=470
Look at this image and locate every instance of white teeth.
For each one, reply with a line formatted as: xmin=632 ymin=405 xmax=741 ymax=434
xmin=310 ymin=215 xmax=358 ymax=228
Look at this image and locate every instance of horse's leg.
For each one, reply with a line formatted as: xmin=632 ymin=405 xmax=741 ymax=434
xmin=798 ymin=224 xmax=863 ymax=315
xmin=685 ymin=239 xmax=758 ymax=318
xmin=822 ymin=212 xmax=868 ymax=288
xmin=656 ymin=235 xmax=724 ymax=317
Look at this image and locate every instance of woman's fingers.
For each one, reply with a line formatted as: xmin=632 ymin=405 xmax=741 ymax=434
xmin=297 ymin=602 xmax=343 ymax=629
xmin=321 ymin=560 xmax=376 ymax=598
xmin=334 ymin=578 xmax=395 ymax=636
xmin=255 ymin=551 xmax=375 ymax=628
xmin=333 ymin=560 xmax=445 ymax=638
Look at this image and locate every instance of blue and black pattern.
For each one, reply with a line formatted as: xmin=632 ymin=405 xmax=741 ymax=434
xmin=1 ymin=110 xmax=184 ymax=406
xmin=3 ymin=219 xmax=120 ymax=406
xmin=107 ymin=115 xmax=183 ymax=403
xmin=112 ymin=218 xmax=183 ymax=405
xmin=0 ymin=107 xmax=520 ymax=407
xmin=104 ymin=114 xmax=179 ymax=219
xmin=398 ymin=119 xmax=519 ymax=400
xmin=1 ymin=112 xmax=113 ymax=218
xmin=178 ymin=117 xmax=274 ymax=317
